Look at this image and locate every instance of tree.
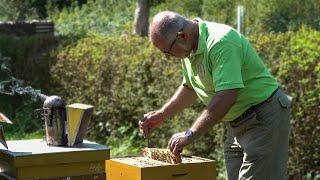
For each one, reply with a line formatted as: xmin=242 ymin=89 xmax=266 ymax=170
xmin=261 ymin=0 xmax=320 ymax=32
xmin=133 ymin=0 xmax=150 ymax=37
xmin=0 ymin=0 xmax=37 ymax=21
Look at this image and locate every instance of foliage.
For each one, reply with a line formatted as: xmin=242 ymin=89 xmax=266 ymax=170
xmin=0 ymin=34 xmax=58 ymax=134
xmin=250 ymin=28 xmax=320 ymax=178
xmin=51 ymin=35 xmax=190 ymax=142
xmin=1 ymin=0 xmax=319 ymax=34
xmin=0 ymin=27 xmax=318 ymax=179
xmin=0 ymin=0 xmax=88 ymax=21
xmin=0 ymin=0 xmax=319 ymax=178
xmin=0 ymin=0 xmax=38 ymax=21
xmin=5 ymin=130 xmax=43 ymax=140
xmin=151 ymin=0 xmax=203 ymax=18
xmin=47 ymin=0 xmax=136 ymax=36
xmin=277 ymin=28 xmax=319 ymax=178
xmin=49 ymin=28 xmax=319 ymax=178
xmin=51 ymin=34 xmax=226 ymax=177
xmin=150 ymin=0 xmax=320 ymax=34
xmin=0 ymin=34 xmax=57 ymax=93
xmin=261 ymin=0 xmax=320 ymax=32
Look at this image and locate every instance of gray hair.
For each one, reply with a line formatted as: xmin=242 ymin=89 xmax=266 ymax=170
xmin=150 ymin=11 xmax=189 ymax=41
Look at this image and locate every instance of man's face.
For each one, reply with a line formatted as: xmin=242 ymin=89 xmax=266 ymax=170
xmin=154 ymin=36 xmax=192 ymax=60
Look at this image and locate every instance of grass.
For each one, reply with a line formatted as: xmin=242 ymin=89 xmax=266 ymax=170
xmin=5 ymin=130 xmax=43 ymax=140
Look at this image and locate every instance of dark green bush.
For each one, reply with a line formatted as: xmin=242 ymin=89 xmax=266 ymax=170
xmin=0 ymin=34 xmax=58 ymax=134
xmin=277 ymin=29 xmax=319 ymax=178
xmin=48 ymin=0 xmax=136 ymax=36
xmin=250 ymin=28 xmax=320 ymax=178
xmin=45 ymin=0 xmax=320 ymax=37
xmin=260 ymin=0 xmax=320 ymax=32
xmin=0 ymin=34 xmax=57 ymax=92
xmin=1 ymin=29 xmax=318 ymax=178
xmin=51 ymin=34 xmax=226 ymax=178
xmin=51 ymin=29 xmax=319 ymax=178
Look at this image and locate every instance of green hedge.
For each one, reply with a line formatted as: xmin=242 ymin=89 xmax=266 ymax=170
xmin=1 ymin=29 xmax=319 ymax=178
xmin=49 ymin=33 xmax=225 ymax=176
xmin=48 ymin=0 xmax=136 ymax=36
xmin=251 ymin=28 xmax=320 ymax=178
xmin=0 ymin=34 xmax=57 ymax=134
xmin=51 ymin=34 xmax=227 ymax=177
xmin=51 ymin=29 xmax=319 ymax=178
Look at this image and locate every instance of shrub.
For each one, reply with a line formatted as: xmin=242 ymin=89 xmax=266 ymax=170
xmin=0 ymin=34 xmax=58 ymax=134
xmin=51 ymin=34 xmax=226 ymax=176
xmin=48 ymin=0 xmax=136 ymax=36
xmin=277 ymin=28 xmax=319 ymax=178
xmin=52 ymin=29 xmax=319 ymax=178
xmin=250 ymin=28 xmax=320 ymax=178
xmin=1 ymin=28 xmax=318 ymax=178
xmin=0 ymin=34 xmax=57 ymax=92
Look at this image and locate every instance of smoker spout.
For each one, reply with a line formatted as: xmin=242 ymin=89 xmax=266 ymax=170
xmin=39 ymin=93 xmax=48 ymax=102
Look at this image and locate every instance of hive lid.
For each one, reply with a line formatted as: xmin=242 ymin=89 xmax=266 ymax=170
xmin=0 ymin=139 xmax=110 ymax=167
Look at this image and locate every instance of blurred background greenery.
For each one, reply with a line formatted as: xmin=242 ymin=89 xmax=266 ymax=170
xmin=0 ymin=0 xmax=319 ymax=179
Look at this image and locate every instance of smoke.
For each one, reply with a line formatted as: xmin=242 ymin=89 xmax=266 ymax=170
xmin=0 ymin=53 xmax=41 ymax=101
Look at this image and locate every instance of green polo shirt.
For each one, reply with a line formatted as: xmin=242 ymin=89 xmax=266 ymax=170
xmin=181 ymin=18 xmax=279 ymax=121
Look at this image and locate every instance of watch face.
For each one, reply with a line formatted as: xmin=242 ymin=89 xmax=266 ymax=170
xmin=185 ymin=129 xmax=193 ymax=139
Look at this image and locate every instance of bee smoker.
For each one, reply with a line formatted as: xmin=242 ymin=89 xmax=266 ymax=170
xmin=38 ymin=94 xmax=67 ymax=146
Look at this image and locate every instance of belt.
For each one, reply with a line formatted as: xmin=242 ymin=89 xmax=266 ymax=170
xmin=230 ymin=87 xmax=280 ymax=126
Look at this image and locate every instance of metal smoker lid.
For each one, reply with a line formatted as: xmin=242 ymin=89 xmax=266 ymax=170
xmin=43 ymin=95 xmax=66 ymax=108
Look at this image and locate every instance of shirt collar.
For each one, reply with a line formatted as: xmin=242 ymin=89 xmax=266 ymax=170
xmin=189 ymin=18 xmax=207 ymax=58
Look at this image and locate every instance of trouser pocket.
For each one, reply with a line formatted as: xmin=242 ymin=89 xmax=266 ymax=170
xmin=255 ymin=89 xmax=292 ymax=129
xmin=278 ymin=94 xmax=292 ymax=109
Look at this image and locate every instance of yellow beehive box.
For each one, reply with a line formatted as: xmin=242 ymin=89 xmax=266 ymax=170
xmin=0 ymin=139 xmax=110 ymax=179
xmin=106 ymin=156 xmax=216 ymax=180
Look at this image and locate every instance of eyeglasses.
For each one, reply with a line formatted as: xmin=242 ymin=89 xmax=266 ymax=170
xmin=163 ymin=38 xmax=177 ymax=56
xmin=163 ymin=28 xmax=183 ymax=56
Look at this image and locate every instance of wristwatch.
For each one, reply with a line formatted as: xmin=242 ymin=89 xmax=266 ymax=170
xmin=185 ymin=129 xmax=193 ymax=140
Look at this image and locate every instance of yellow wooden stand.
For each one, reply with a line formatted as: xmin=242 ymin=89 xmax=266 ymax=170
xmin=106 ymin=156 xmax=216 ymax=180
xmin=0 ymin=139 xmax=110 ymax=180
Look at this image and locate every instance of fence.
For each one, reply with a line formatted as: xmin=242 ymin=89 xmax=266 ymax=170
xmin=0 ymin=20 xmax=54 ymax=36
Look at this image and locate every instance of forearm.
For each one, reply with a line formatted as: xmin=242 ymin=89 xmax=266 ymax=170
xmin=190 ymin=89 xmax=238 ymax=138
xmin=160 ymin=84 xmax=197 ymax=119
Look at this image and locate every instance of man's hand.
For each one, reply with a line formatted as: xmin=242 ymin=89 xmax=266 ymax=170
xmin=139 ymin=84 xmax=197 ymax=139
xmin=139 ymin=110 xmax=165 ymax=138
xmin=168 ymin=132 xmax=192 ymax=156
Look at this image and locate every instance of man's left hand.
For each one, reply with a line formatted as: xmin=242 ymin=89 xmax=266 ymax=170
xmin=168 ymin=132 xmax=192 ymax=156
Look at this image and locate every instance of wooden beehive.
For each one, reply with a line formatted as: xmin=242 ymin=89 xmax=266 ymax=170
xmin=106 ymin=156 xmax=216 ymax=180
xmin=0 ymin=139 xmax=110 ymax=179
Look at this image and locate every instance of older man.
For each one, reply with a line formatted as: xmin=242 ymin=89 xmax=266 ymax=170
xmin=139 ymin=11 xmax=291 ymax=180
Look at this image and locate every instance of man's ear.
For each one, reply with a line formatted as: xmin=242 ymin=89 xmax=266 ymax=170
xmin=177 ymin=32 xmax=187 ymax=41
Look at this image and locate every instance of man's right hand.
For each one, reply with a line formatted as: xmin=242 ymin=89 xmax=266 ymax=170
xmin=139 ymin=110 xmax=165 ymax=138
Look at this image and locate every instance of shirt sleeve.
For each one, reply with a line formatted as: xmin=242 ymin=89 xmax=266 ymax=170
xmin=209 ymin=41 xmax=244 ymax=92
xmin=181 ymin=60 xmax=193 ymax=89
